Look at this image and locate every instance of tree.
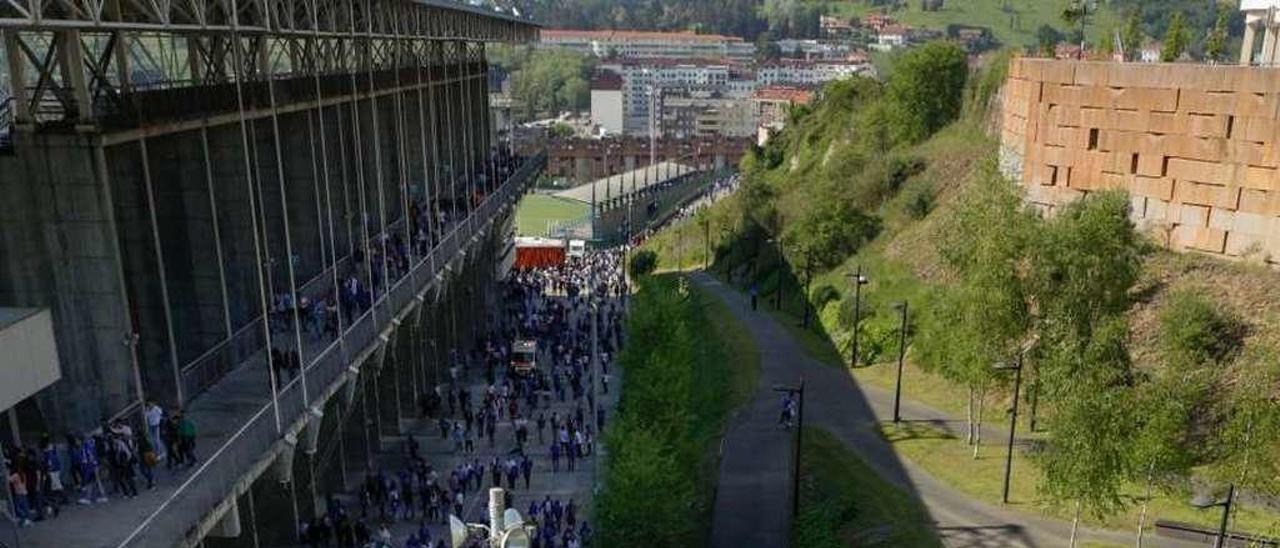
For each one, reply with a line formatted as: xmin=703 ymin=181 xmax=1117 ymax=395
xmin=915 ymin=162 xmax=1038 ymax=455
xmin=1119 ymin=9 xmax=1143 ymax=61
xmin=1161 ymin=13 xmax=1190 ymax=62
xmin=885 ymin=41 xmax=969 ymax=145
xmin=1061 ymin=0 xmax=1092 ymax=58
xmin=1128 ymin=368 xmax=1205 ymax=546
xmin=1037 ymin=24 xmax=1065 ymax=57
xmin=629 ymin=249 xmax=658 ymax=278
xmin=1204 ymin=8 xmax=1229 ymax=63
xmin=1027 ymin=192 xmax=1145 ymax=539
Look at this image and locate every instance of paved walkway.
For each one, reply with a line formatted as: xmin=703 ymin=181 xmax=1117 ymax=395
xmin=696 ymin=273 xmax=1202 ymax=548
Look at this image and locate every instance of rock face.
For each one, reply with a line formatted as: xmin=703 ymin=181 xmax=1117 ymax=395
xmin=1000 ymin=58 xmax=1280 ymax=265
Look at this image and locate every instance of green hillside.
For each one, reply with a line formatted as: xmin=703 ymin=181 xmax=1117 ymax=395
xmin=828 ymin=0 xmax=1118 ymax=49
xmin=642 ymin=43 xmax=1280 ymax=537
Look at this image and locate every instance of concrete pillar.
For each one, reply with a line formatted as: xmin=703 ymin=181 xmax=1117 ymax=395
xmin=1242 ymin=21 xmax=1258 ymax=66
xmin=1262 ymin=23 xmax=1278 ymax=66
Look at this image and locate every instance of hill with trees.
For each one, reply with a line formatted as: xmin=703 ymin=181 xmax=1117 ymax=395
xmin=642 ymin=43 xmax=1280 ymax=538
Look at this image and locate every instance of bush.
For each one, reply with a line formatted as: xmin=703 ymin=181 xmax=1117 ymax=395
xmin=886 ymin=41 xmax=969 ymax=145
xmin=629 ymin=249 xmax=658 ymax=278
xmin=811 ymin=284 xmax=841 ymax=310
xmin=1158 ymin=289 xmax=1244 ymax=365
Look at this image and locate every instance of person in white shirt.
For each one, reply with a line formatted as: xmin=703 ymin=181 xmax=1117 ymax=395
xmin=145 ymin=400 xmax=165 ymax=460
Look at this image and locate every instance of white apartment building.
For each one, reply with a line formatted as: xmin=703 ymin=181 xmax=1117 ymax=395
xmin=541 ymin=29 xmax=756 ymax=61
xmin=755 ymin=60 xmax=868 ymax=87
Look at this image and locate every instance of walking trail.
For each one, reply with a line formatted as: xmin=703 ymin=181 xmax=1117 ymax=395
xmin=698 ymin=272 xmax=1202 ymax=548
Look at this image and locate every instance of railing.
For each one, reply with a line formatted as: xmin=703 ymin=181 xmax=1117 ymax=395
xmin=115 ymin=153 xmax=544 ymax=548
xmin=0 ymin=95 xmax=13 ymax=149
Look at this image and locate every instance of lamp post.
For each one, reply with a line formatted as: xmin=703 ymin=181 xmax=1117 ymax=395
xmin=769 ymin=238 xmax=784 ymax=311
xmin=800 ymin=249 xmax=814 ymax=328
xmin=773 ymin=380 xmax=805 ymax=519
xmin=702 ymin=214 xmax=711 ymax=270
xmin=846 ymin=266 xmax=869 ymax=368
xmin=994 ymin=356 xmax=1023 ymax=505
xmin=892 ymin=301 xmax=909 ymax=424
xmin=1191 ymin=484 xmax=1236 ymax=548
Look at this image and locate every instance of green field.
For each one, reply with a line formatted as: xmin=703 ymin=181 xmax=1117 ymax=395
xmin=514 ymin=194 xmax=590 ymax=236
xmin=829 ymin=0 xmax=1118 ymax=49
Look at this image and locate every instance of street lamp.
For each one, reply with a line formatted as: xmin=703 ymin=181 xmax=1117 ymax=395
xmin=1191 ymin=484 xmax=1236 ymax=548
xmin=768 ymin=238 xmax=784 ymax=311
xmin=891 ymin=301 xmax=909 ymax=424
xmin=773 ymin=380 xmax=805 ymax=519
xmin=846 ymin=266 xmax=869 ymax=369
xmin=994 ymin=357 xmax=1023 ymax=505
xmin=800 ymin=249 xmax=814 ymax=328
xmin=701 ymin=214 xmax=711 ymax=270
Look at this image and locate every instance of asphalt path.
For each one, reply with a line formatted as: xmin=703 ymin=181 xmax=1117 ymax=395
xmin=697 ymin=272 xmax=1204 ymax=548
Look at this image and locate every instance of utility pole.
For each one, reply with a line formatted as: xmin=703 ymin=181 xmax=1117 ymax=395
xmin=892 ymin=301 xmax=909 ymax=424
xmin=997 ymin=356 xmax=1023 ymax=505
xmin=774 ymin=380 xmax=805 ymax=520
xmin=847 ymin=266 xmax=868 ymax=368
xmin=801 ymin=250 xmax=813 ymax=328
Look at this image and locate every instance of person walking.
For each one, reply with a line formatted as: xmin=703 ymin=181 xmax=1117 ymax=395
xmin=144 ymin=400 xmax=166 ymax=461
xmin=108 ymin=434 xmax=138 ymax=498
xmin=177 ymin=411 xmax=198 ymax=467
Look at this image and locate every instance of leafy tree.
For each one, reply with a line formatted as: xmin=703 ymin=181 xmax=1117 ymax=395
xmin=1061 ymin=0 xmax=1092 ymax=57
xmin=629 ymin=249 xmax=658 ymax=278
xmin=1028 ymin=192 xmax=1145 ymax=533
xmin=1161 ymin=13 xmax=1191 ymax=62
xmin=785 ymin=199 xmax=880 ymax=270
xmin=884 ymin=42 xmax=969 ymax=145
xmin=1210 ymin=349 xmax=1280 ymax=498
xmin=1204 ymin=8 xmax=1229 ymax=63
xmin=1119 ymin=9 xmax=1144 ymax=61
xmin=1037 ymin=24 xmax=1065 ymax=57
xmin=915 ymin=162 xmax=1037 ymax=453
xmin=1128 ymin=366 xmax=1207 ymax=546
xmin=1035 ymin=317 xmax=1136 ymax=536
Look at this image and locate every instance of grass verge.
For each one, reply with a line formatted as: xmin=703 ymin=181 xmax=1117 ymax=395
xmin=796 ymin=427 xmax=942 ymax=548
xmin=880 ymin=422 xmax=1280 ymax=538
xmin=596 ymin=274 xmax=761 ymax=546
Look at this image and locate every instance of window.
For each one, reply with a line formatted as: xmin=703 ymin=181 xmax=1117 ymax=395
xmin=1087 ymin=128 xmax=1099 ymax=150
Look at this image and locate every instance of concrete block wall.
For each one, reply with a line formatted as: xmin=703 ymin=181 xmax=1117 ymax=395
xmin=1001 ymin=58 xmax=1280 ymax=264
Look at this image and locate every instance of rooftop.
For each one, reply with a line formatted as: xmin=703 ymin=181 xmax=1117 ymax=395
xmin=542 ymin=29 xmax=746 ymax=44
xmin=555 ymin=161 xmax=698 ymax=203
xmin=752 ymin=86 xmax=815 ymax=104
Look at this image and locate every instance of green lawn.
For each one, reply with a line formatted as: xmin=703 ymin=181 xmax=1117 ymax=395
xmin=796 ymin=427 xmax=943 ymax=547
xmin=828 ymin=0 xmax=1119 ymax=49
xmin=514 ymin=194 xmax=589 ymax=236
xmin=879 ymin=421 xmax=1280 ymax=539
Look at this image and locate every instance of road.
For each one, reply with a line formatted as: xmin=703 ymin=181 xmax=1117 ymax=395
xmin=697 ymin=273 xmax=1204 ymax=548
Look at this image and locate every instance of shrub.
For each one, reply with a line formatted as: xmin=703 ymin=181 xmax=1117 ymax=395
xmin=1158 ymin=289 xmax=1244 ymax=365
xmin=629 ymin=249 xmax=658 ymax=278
xmin=811 ymin=284 xmax=841 ymax=310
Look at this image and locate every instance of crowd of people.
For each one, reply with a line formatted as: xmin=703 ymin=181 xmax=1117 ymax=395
xmin=3 ymin=401 xmax=197 ymax=527
xmin=299 ymin=248 xmax=626 ymax=548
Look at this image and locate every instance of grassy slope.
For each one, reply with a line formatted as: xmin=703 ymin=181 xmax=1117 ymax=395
xmin=643 ymin=108 xmax=1280 ymax=536
xmin=796 ymin=427 xmax=943 ymax=548
xmin=514 ymin=194 xmax=589 ymax=236
xmin=827 ymin=0 xmax=1118 ymax=49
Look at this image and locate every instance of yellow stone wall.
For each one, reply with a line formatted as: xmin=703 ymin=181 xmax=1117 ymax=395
xmin=1000 ymin=58 xmax=1280 ymax=262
